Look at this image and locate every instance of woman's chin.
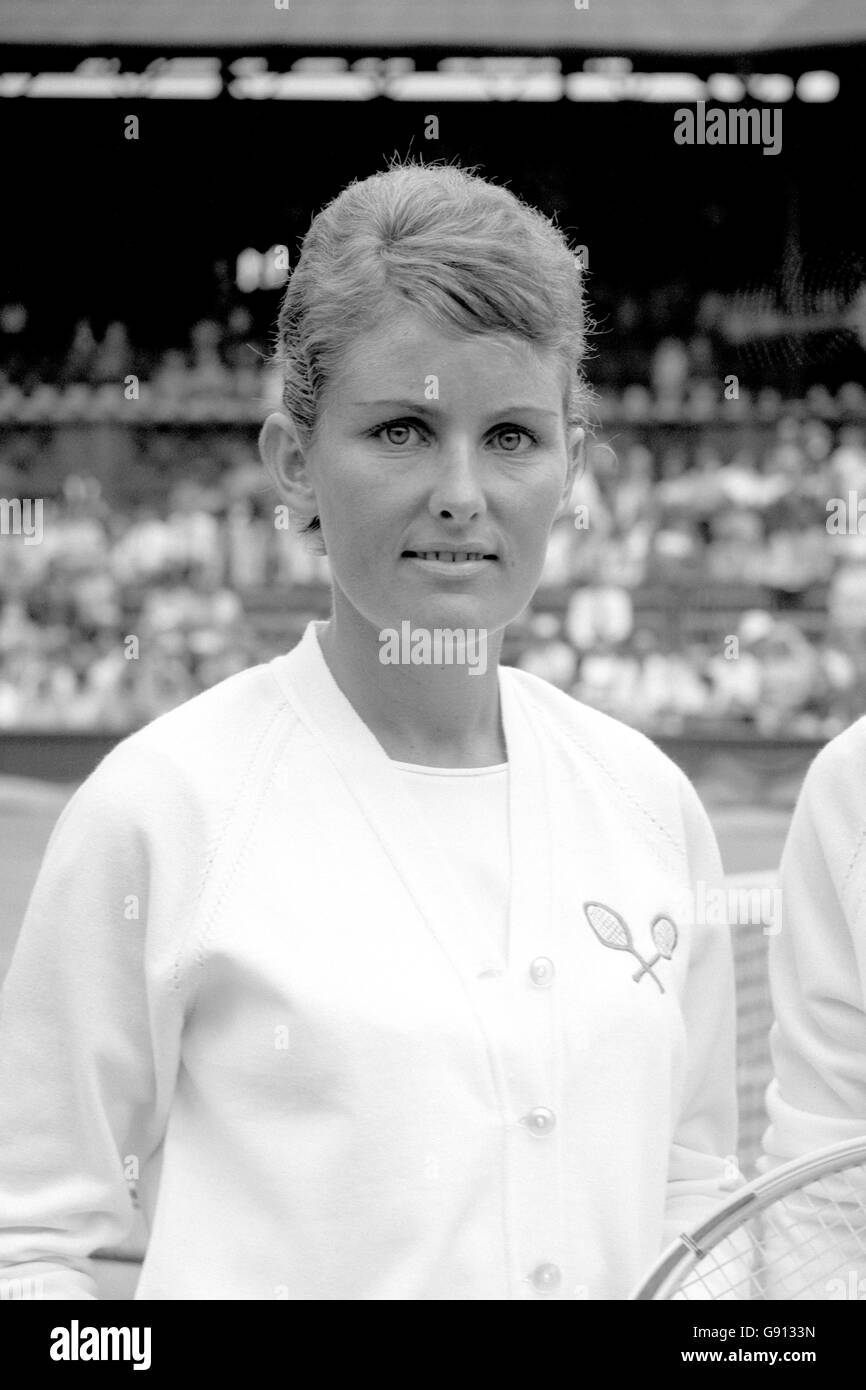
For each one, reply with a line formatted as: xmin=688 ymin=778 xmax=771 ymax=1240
xmin=378 ymin=598 xmax=496 ymax=636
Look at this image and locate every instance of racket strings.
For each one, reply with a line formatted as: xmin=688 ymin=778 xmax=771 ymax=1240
xmin=752 ymin=1208 xmax=861 ymax=1299
xmin=674 ymin=1166 xmax=866 ymax=1300
xmin=674 ymin=1227 xmax=763 ymax=1300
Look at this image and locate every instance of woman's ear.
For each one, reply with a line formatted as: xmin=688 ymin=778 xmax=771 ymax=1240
xmin=258 ymin=412 xmax=318 ymax=525
xmin=559 ymin=425 xmax=586 ymax=514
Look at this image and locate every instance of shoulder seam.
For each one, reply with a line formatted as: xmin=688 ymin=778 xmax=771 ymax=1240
xmin=564 ymin=727 xmax=685 ymax=865
xmin=843 ymin=825 xmax=866 ymax=893
xmin=512 ymin=678 xmax=687 ymax=870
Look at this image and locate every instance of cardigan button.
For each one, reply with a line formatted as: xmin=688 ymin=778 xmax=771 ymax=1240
xmin=530 ymin=1262 xmax=561 ymax=1293
xmin=523 ymin=1107 xmax=556 ymax=1136
xmin=529 ymin=956 xmax=555 ymax=987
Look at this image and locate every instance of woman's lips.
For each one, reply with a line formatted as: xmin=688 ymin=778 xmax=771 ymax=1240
xmin=402 ymin=552 xmax=496 ymax=578
xmin=403 ymin=550 xmax=494 ymax=563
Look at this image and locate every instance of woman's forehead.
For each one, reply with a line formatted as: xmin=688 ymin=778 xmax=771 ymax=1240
xmin=331 ymin=314 xmax=566 ymax=401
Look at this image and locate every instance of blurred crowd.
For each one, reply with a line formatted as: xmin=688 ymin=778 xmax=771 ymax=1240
xmin=0 ymin=472 xmax=329 ymax=730
xmin=1 ymin=304 xmax=865 ymax=735
xmin=520 ymin=412 xmax=866 ymax=735
xmin=516 ymin=609 xmax=862 ymax=738
xmin=3 ymin=301 xmax=866 ymax=425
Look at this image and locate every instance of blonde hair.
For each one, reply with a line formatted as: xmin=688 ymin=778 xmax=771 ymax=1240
xmin=271 ymin=157 xmax=593 ymax=545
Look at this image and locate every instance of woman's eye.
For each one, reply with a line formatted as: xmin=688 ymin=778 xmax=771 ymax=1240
xmin=495 ymin=427 xmax=536 ymax=453
xmin=369 ymin=420 xmax=537 ymax=451
xmin=372 ymin=420 xmax=423 ymax=447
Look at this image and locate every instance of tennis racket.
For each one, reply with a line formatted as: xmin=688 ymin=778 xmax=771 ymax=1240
xmin=632 ymin=1136 xmax=866 ymax=1300
xmin=584 ymin=901 xmax=664 ymax=991
xmin=632 ymin=914 xmax=678 ymax=984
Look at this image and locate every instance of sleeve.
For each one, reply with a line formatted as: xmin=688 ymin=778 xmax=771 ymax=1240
xmin=0 ymin=744 xmax=188 ymax=1299
xmin=761 ymin=733 xmax=866 ymax=1167
xmin=662 ymin=770 xmax=744 ymax=1251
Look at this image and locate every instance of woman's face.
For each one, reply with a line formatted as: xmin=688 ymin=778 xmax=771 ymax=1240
xmin=284 ymin=305 xmax=581 ymax=639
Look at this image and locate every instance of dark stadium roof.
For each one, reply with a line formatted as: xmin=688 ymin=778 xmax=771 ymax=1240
xmin=1 ymin=0 xmax=865 ymax=52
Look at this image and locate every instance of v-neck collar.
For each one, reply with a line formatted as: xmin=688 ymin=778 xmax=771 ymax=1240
xmin=268 ymin=621 xmax=555 ymax=978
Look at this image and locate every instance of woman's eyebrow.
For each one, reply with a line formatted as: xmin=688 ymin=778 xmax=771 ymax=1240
xmin=348 ymin=399 xmax=432 ymax=412
xmin=349 ymin=398 xmax=560 ymax=420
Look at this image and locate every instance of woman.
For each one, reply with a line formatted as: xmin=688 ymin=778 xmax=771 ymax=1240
xmin=763 ymin=715 xmax=866 ymax=1162
xmin=759 ymin=716 xmax=866 ymax=1298
xmin=0 ymin=160 xmax=740 ymax=1301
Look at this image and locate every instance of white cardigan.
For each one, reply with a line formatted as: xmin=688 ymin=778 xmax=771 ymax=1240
xmin=0 ymin=620 xmax=739 ymax=1300
xmin=763 ymin=714 xmax=866 ymax=1163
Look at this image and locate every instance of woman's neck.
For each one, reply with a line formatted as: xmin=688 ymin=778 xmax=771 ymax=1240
xmin=315 ymin=611 xmax=507 ymax=769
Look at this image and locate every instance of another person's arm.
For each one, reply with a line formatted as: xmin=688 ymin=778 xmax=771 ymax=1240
xmin=763 ymin=721 xmax=866 ymax=1164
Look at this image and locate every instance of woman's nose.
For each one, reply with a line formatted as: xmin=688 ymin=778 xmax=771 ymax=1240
xmin=428 ymin=443 xmax=486 ymax=519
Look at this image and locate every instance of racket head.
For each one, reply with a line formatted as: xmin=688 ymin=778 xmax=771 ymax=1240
xmin=650 ymin=914 xmax=678 ymax=959
xmin=632 ymin=1136 xmax=866 ymax=1300
xmin=584 ymin=901 xmax=633 ymax=952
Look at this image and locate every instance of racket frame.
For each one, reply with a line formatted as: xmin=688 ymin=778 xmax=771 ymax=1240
xmin=631 ymin=1135 xmax=866 ymax=1300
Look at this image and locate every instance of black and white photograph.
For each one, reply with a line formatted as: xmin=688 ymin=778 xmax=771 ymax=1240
xmin=1 ymin=0 xmax=865 ymax=1353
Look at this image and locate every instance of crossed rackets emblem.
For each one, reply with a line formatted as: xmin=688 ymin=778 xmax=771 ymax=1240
xmin=583 ymin=901 xmax=678 ymax=994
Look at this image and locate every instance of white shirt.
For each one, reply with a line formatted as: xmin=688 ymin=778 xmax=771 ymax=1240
xmin=394 ymin=761 xmax=510 ymax=961
xmin=0 ymin=620 xmax=740 ymax=1300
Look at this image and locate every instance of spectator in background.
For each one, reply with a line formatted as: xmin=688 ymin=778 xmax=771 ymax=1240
xmin=0 ymin=302 xmax=29 ymax=387
xmin=764 ymin=495 xmax=834 ymax=595
xmin=705 ymin=507 xmax=765 ymax=584
xmin=165 ymin=482 xmax=223 ymax=583
xmin=571 ymin=636 xmax=640 ymax=719
xmin=801 ymin=416 xmax=834 ymax=476
xmin=223 ymin=305 xmax=255 ymax=371
xmin=619 ymin=382 xmax=654 ymax=421
xmin=61 ymin=320 xmax=98 ymax=384
xmin=828 ymin=536 xmax=866 ymax=635
xmin=612 ymin=443 xmax=655 ymax=532
xmin=687 ymin=334 xmax=717 ymax=390
xmin=149 ymin=349 xmax=189 ymax=408
xmin=188 ymin=319 xmax=230 ymax=400
xmin=224 ymin=493 xmax=270 ymax=590
xmin=828 ymin=425 xmax=866 ymax=497
xmin=515 ymin=613 xmax=578 ymax=690
xmin=564 ymin=569 xmax=634 ymax=651
xmin=623 ymin=627 xmax=664 ymax=726
xmin=717 ymin=446 xmax=784 ymax=511
xmin=650 ymin=337 xmax=690 ymax=415
xmin=611 ymin=295 xmax=648 ymax=388
xmin=648 ymin=510 xmax=705 ymax=578
xmin=753 ymin=620 xmax=823 ymax=735
xmin=91 ymin=322 xmax=134 ymax=386
xmin=654 ymin=445 xmax=692 ymax=507
xmin=644 ymin=638 xmax=710 ymax=725
xmin=112 ymin=504 xmax=177 ymax=584
xmin=705 ymin=625 xmax=764 ymax=722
